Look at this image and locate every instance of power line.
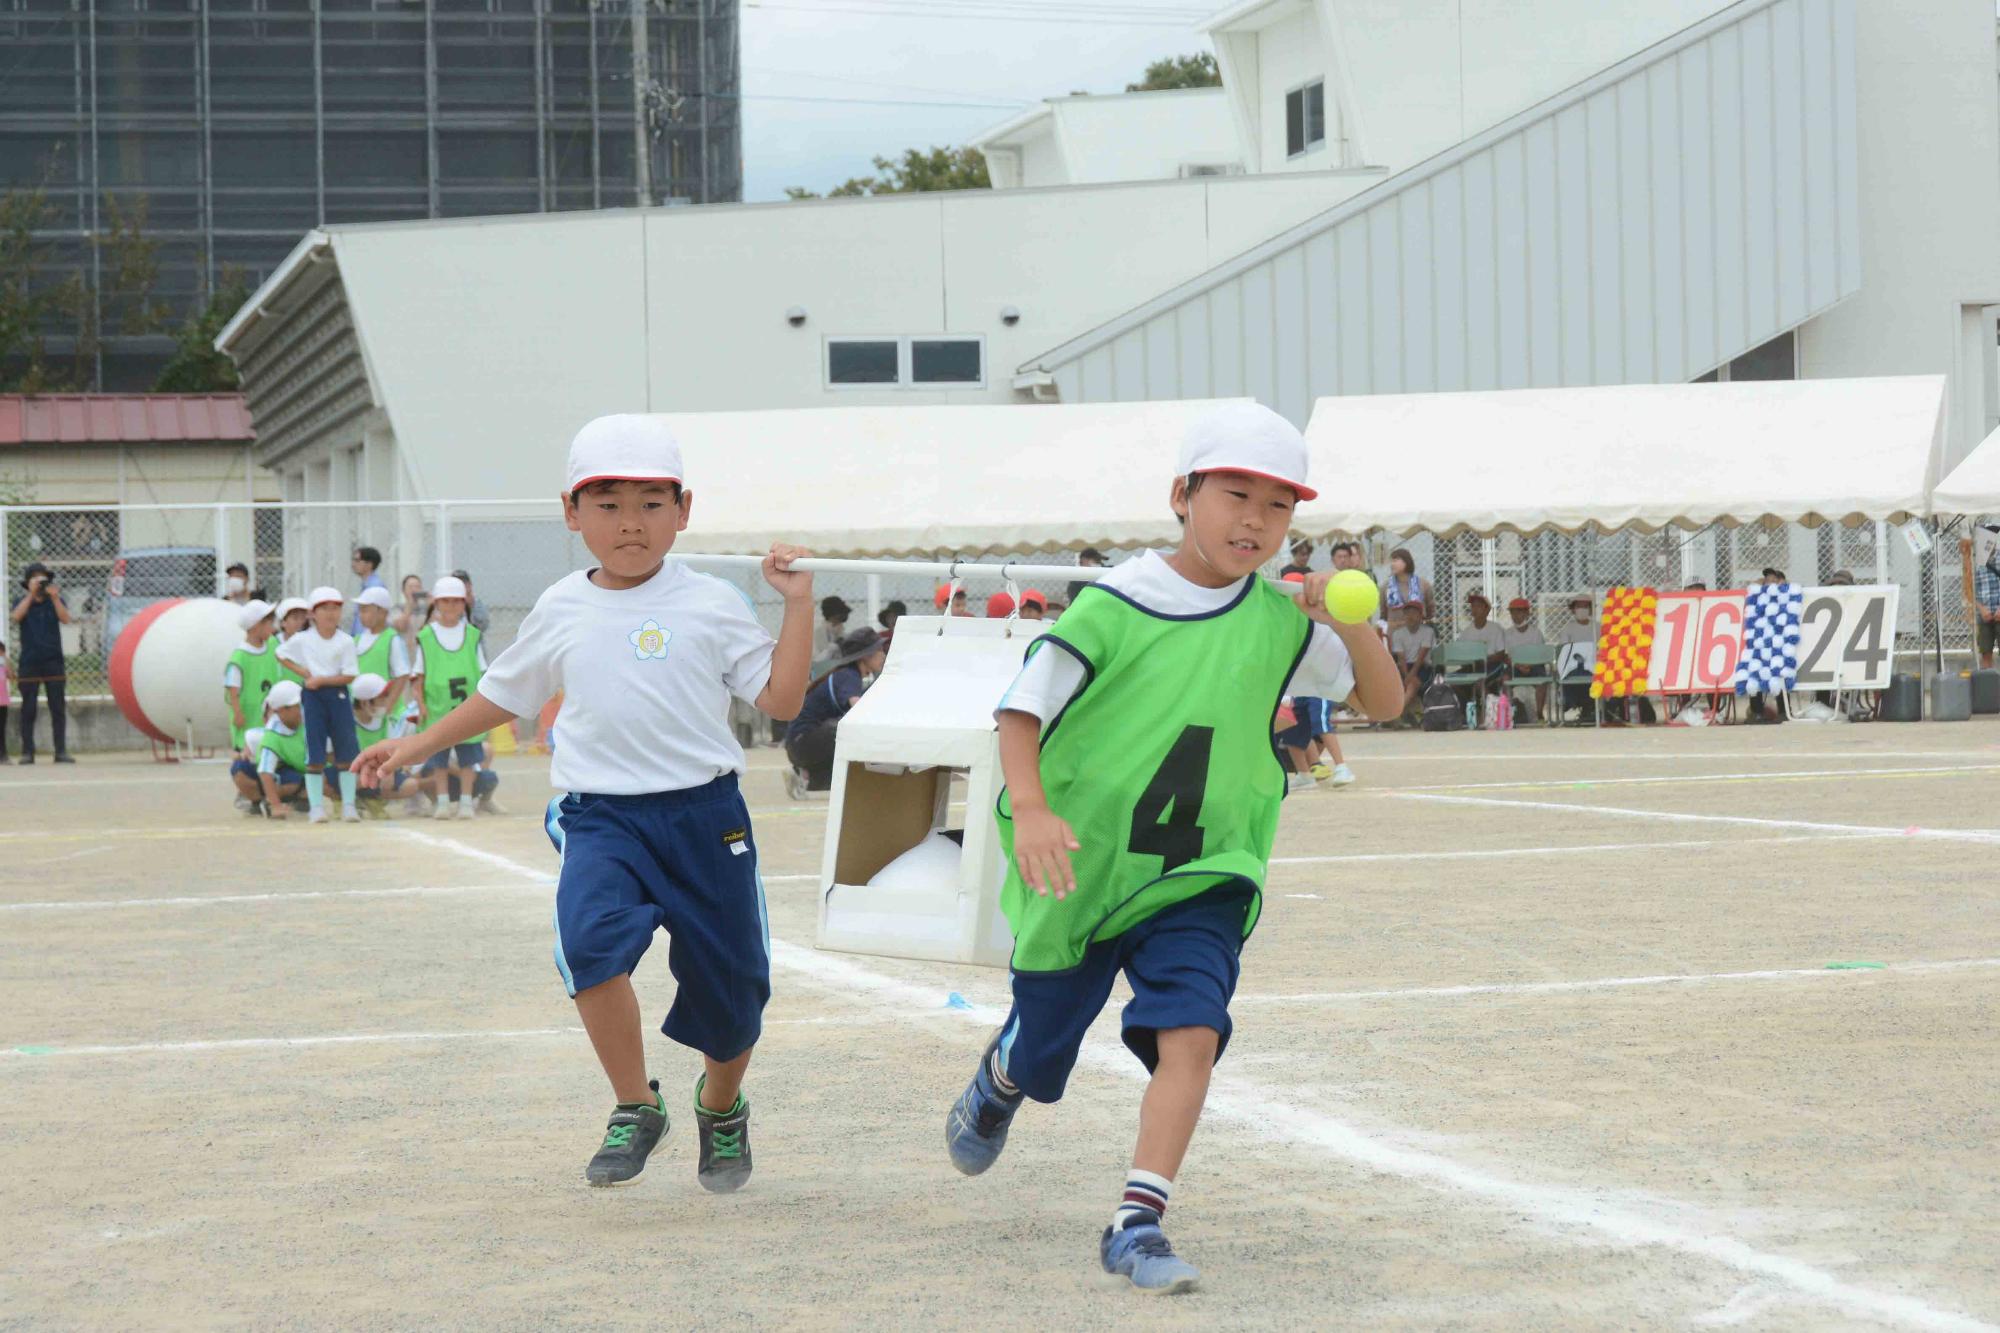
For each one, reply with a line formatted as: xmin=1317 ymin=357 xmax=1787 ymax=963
xmin=744 ymin=65 xmax=1036 ymax=106
xmin=732 ymin=92 xmax=1029 ymax=110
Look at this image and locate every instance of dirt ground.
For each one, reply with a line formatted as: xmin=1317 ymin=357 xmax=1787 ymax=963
xmin=3 ymin=721 xmax=1998 ymax=1331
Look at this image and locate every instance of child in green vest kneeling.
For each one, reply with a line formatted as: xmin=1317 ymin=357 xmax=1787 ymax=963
xmin=226 ymin=598 xmax=286 ymax=812
xmin=943 ymin=403 xmax=1402 ymax=1293
xmin=413 ymin=575 xmax=491 ymax=820
xmin=348 ymin=672 xmax=405 ymax=817
xmin=253 ymin=680 xmax=311 ymax=819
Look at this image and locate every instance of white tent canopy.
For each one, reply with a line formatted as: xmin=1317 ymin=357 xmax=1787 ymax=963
xmin=1294 ymin=376 xmax=1947 ymax=538
xmin=1932 ymin=423 xmax=2000 ymax=515
xmin=657 ymin=399 xmax=1246 ymax=558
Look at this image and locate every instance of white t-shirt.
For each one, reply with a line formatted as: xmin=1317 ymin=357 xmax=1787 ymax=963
xmin=279 ymin=627 xmax=360 ymax=680
xmin=997 ymin=550 xmax=1356 ymax=722
xmin=409 ymin=621 xmax=484 ymax=676
xmin=478 ymin=563 xmax=777 ymax=795
xmin=357 ymin=628 xmax=413 ymax=679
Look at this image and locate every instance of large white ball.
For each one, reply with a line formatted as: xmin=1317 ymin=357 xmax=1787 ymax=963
xmin=110 ymin=598 xmax=246 ymax=748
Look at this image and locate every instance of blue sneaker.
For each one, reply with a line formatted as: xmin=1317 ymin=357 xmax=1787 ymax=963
xmin=945 ymin=1032 xmax=1022 ymax=1176
xmin=1100 ymin=1211 xmax=1199 ymax=1294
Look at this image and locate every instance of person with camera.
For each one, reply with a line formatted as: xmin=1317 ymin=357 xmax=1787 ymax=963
xmin=10 ymin=562 xmax=75 ymax=763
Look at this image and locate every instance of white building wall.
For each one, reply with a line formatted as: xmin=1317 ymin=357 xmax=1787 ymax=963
xmin=1016 ymin=130 xmax=1067 ymax=188
xmin=1796 ymin=0 xmax=2000 ymax=469
xmin=1254 ymin=9 xmax=1331 ymax=170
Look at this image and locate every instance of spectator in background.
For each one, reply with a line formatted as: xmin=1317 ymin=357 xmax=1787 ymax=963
xmin=449 ymin=569 xmax=492 ymax=632
xmin=1329 ymin=540 xmax=1362 ymax=572
xmin=1019 ymin=589 xmax=1048 ymax=621
xmin=1067 ymin=547 xmax=1107 ymax=602
xmin=784 ymin=628 xmax=888 ymax=798
xmin=224 ymin=561 xmax=252 ymax=605
xmin=1389 ymin=600 xmax=1437 ymax=719
xmin=1279 ymin=538 xmax=1315 ymax=579
xmin=820 ymin=596 xmax=852 ymax=657
xmin=934 ymin=584 xmax=971 ymax=618
xmin=1457 ymin=590 xmax=1509 ymax=707
xmin=10 ymin=562 xmax=73 ymax=763
xmin=392 ymin=573 xmax=427 ymax=637
xmin=350 ymin=547 xmax=386 ymax=631
xmin=1381 ymin=547 xmax=1432 ymax=617
xmin=1827 ymin=568 xmax=1857 ymax=587
xmin=986 ymin=590 xmax=1016 ymax=619
xmin=1556 ymin=594 xmax=1598 ymax=722
xmin=1761 ymin=567 xmax=1786 ymax=585
xmin=1975 ymin=545 xmax=2000 ymax=670
xmin=1500 ymin=596 xmax=1550 ymax=721
xmin=0 ymin=639 xmax=11 ymax=762
xmin=878 ymin=599 xmax=907 ymax=634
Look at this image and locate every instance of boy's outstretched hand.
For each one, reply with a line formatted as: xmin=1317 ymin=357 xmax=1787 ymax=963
xmin=762 ymin=542 xmax=813 ymax=600
xmin=353 ymin=738 xmax=407 ymax=790
xmin=1012 ymin=801 xmax=1080 ymax=900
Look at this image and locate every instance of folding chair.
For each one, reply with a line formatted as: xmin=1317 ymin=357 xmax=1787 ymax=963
xmin=1434 ymin=640 xmax=1491 ymax=728
xmin=1502 ymin=643 xmax=1561 ymax=726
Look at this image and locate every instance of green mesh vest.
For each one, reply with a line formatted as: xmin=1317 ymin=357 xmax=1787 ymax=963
xmin=227 ymin=640 xmax=284 ymax=750
xmin=258 ymin=723 xmax=309 ymax=774
xmin=417 ymin=623 xmax=487 ymax=743
xmin=996 ymin=576 xmax=1312 ymax=973
xmin=357 ymin=629 xmax=398 ymax=682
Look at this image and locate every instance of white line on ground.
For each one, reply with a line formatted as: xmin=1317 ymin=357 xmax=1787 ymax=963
xmin=1392 ymin=792 xmax=2000 ymax=844
xmin=1233 ymin=958 xmax=2000 ymax=1006
xmin=0 ymin=882 xmax=538 ymax=913
xmin=3 ymin=1027 xmax=582 ymax=1060
xmin=1267 ymin=831 xmax=1891 ymax=867
xmin=1387 ymin=762 xmax=2000 ymax=792
xmin=396 ymin=831 xmax=1996 ymax=1333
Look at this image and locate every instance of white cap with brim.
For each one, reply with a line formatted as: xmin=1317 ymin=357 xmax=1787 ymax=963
xmin=350 ymin=672 xmax=388 ymax=701
xmin=431 ymin=575 xmax=468 ymax=601
xmin=1177 ymin=402 xmax=1318 ymax=502
xmin=267 ymin=680 xmax=303 ymax=709
xmin=237 ymin=598 xmax=274 ymax=630
xmin=355 ymin=586 xmax=393 ymax=611
xmin=566 ymin=414 xmax=684 ymax=495
xmin=275 ymin=597 xmax=310 ymax=621
xmin=308 ymin=585 xmax=345 ymax=608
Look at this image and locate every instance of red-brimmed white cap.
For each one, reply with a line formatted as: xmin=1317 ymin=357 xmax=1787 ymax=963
xmin=275 ymin=596 xmax=309 ymax=621
xmin=308 ymin=585 xmax=345 ymax=609
xmin=431 ymin=575 xmax=468 ymax=602
xmin=1177 ymin=403 xmax=1317 ymax=502
xmin=566 ymin=414 xmax=684 ymax=495
xmin=237 ymin=598 xmax=274 ymax=629
xmin=355 ymin=586 xmax=393 ymax=611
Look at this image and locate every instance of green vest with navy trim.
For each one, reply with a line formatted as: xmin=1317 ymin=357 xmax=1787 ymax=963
xmin=995 ymin=576 xmax=1311 ymax=973
xmin=417 ymin=623 xmax=487 ymax=743
xmin=258 ymin=723 xmax=309 ymax=775
xmin=227 ymin=640 xmax=284 ymax=750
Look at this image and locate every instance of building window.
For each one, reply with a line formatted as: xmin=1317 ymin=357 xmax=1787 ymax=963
xmin=1693 ymin=331 xmax=1797 ymax=383
xmin=1285 ymin=79 xmax=1326 ymax=159
xmin=826 ymin=336 xmax=984 ymax=390
xmin=827 ymin=339 xmax=899 ymax=385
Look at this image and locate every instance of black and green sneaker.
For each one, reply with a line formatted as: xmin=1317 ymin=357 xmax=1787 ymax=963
xmin=584 ymin=1079 xmax=669 ymax=1186
xmin=693 ymin=1075 xmax=752 ymax=1194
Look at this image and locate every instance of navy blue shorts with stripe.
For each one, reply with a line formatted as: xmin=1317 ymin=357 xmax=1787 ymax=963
xmin=997 ymin=887 xmax=1252 ymax=1104
xmin=544 ymin=774 xmax=771 ymax=1062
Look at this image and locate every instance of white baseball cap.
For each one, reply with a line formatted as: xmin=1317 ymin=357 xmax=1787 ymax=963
xmin=566 ymin=414 xmax=684 ymax=495
xmin=431 ymin=575 xmax=468 ymax=601
xmin=267 ymin=680 xmax=303 ymax=709
xmin=275 ymin=596 xmax=310 ymax=621
xmin=307 ymin=585 xmax=346 ymax=609
xmin=350 ymin=672 xmax=388 ymax=701
xmin=355 ymin=586 xmax=393 ymax=611
xmin=1177 ymin=402 xmax=1318 ymax=502
xmin=236 ymin=598 xmax=274 ymax=630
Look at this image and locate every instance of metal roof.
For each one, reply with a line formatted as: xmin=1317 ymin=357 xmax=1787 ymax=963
xmin=0 ymin=394 xmax=255 ymax=446
xmin=1022 ymin=0 xmax=1861 ymax=418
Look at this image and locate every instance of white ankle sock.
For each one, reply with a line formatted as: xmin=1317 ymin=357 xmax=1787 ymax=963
xmin=1114 ymin=1169 xmax=1171 ymax=1230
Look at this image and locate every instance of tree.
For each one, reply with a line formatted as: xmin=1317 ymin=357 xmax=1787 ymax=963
xmin=1127 ymin=53 xmax=1220 ymax=92
xmin=153 ymin=267 xmax=251 ymax=393
xmin=786 ymin=145 xmax=989 ymax=200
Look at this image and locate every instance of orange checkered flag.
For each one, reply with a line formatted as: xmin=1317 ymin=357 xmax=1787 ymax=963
xmin=1589 ymin=586 xmax=1659 ymax=698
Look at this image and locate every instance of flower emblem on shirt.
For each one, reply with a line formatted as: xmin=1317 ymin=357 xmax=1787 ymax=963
xmin=629 ymin=619 xmax=672 ymax=661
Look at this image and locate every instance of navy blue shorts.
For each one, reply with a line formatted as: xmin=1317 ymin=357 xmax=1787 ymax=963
xmin=422 ymin=742 xmax=486 ymax=773
xmin=301 ymin=684 xmax=358 ymax=767
xmin=996 ymin=887 xmax=1252 ymax=1104
xmin=544 ymin=774 xmax=770 ymax=1062
xmin=230 ymin=757 xmax=256 ymax=781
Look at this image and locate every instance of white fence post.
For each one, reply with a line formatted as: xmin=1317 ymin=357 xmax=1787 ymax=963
xmin=865 ymin=573 xmax=881 ymax=625
xmin=436 ymin=502 xmax=452 ymax=575
xmin=212 ymin=505 xmax=229 ymax=596
xmin=1480 ymin=537 xmax=1497 ymax=598
xmin=1874 ymin=519 xmax=1889 ymax=583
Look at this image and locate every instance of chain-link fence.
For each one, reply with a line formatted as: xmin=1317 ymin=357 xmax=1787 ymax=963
xmin=1 ymin=499 xmax=1984 ymax=699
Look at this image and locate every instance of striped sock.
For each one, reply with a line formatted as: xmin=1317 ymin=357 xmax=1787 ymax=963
xmin=986 ymin=1046 xmax=1020 ymax=1099
xmin=1114 ymin=1169 xmax=1171 ymax=1230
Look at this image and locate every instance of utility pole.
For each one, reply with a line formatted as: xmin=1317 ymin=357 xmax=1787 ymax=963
xmin=630 ymin=0 xmax=652 ymax=206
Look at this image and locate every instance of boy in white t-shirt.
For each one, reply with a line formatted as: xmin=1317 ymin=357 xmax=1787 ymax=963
xmin=278 ymin=587 xmax=362 ymax=824
xmin=356 ymin=414 xmax=815 ymax=1194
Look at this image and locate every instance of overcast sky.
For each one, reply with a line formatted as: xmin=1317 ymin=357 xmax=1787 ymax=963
xmin=736 ymin=0 xmax=1218 ymax=202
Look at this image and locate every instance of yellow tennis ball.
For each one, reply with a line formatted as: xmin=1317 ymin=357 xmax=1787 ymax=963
xmin=1323 ymin=569 xmax=1379 ymax=625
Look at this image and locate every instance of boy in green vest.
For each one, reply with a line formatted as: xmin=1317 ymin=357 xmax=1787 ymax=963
xmin=253 ymin=680 xmax=311 ymax=819
xmin=347 ymin=672 xmax=404 ymax=817
xmin=353 ymin=586 xmax=409 ymax=716
xmin=226 ymin=599 xmax=285 ymax=812
xmin=944 ymin=403 xmax=1401 ymax=1292
xmin=413 ymin=575 xmax=489 ymax=820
